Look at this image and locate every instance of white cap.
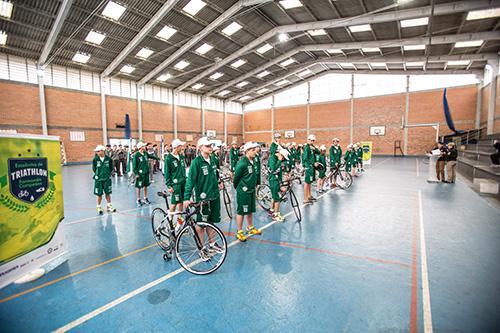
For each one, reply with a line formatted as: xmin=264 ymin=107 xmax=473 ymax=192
xmin=292 ymin=142 xmax=296 ymax=146
xmin=320 ymin=144 xmax=327 ymax=151
xmin=273 ymin=132 xmax=281 ymax=138
xmin=333 ymin=137 xmax=340 ymax=142
xmin=137 ymin=142 xmax=146 ymax=149
xmin=94 ymin=145 xmax=105 ymax=152
xmin=307 ymin=134 xmax=316 ymax=141
xmin=171 ymin=138 xmax=186 ymax=149
xmin=213 ymin=145 xmax=221 ymax=151
xmin=279 ymin=148 xmax=290 ymax=160
xmin=242 ymin=141 xmax=260 ymax=152
xmin=197 ymin=136 xmax=212 ymax=148
xmin=285 ymin=142 xmax=291 ymax=147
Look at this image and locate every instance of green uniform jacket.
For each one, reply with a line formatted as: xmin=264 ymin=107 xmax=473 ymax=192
xmin=184 ymin=155 xmax=220 ymax=202
xmin=302 ymin=144 xmax=318 ymax=168
xmin=210 ymin=153 xmax=220 ymax=170
xmin=253 ymin=153 xmax=261 ymax=176
xmin=270 ymin=142 xmax=280 ymax=155
xmin=233 ymin=157 xmax=257 ymax=194
xmin=356 ymin=148 xmax=363 ymax=160
xmin=164 ymin=153 xmax=186 ymax=187
xmin=230 ymin=148 xmax=239 ymax=168
xmin=329 ymin=145 xmax=342 ymax=167
xmin=267 ymin=154 xmax=282 ymax=182
xmin=344 ymin=150 xmax=353 ymax=166
xmin=92 ymin=155 xmax=113 ymax=180
xmin=317 ymin=154 xmax=327 ymax=177
xmin=132 ymin=151 xmax=159 ymax=175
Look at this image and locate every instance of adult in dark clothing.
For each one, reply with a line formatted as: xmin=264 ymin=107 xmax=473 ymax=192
xmin=111 ymin=145 xmax=120 ymax=176
xmin=445 ymin=142 xmax=458 ymax=183
xmin=490 ymin=140 xmax=500 ymax=167
xmin=118 ymin=145 xmax=126 ymax=176
xmin=436 ymin=142 xmax=447 ymax=182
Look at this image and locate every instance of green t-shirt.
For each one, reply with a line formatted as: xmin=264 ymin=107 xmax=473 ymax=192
xmin=233 ymin=156 xmax=257 ymax=194
xmin=92 ymin=155 xmax=113 ymax=181
xmin=164 ymin=153 xmax=186 ymax=187
xmin=184 ymin=155 xmax=220 ymax=202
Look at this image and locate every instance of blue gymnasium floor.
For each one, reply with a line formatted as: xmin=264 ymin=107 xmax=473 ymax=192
xmin=1 ymin=157 xmax=500 ymax=333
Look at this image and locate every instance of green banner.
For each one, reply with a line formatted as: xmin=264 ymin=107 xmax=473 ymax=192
xmin=0 ymin=134 xmax=64 ymax=264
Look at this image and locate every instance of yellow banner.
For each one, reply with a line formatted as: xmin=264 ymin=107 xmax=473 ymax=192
xmin=0 ymin=134 xmax=64 ymax=264
xmin=360 ymin=141 xmax=373 ymax=163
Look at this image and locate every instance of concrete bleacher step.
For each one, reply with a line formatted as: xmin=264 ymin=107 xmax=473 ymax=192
xmin=473 ymin=178 xmax=499 ymax=194
xmin=464 ymin=144 xmax=496 ymax=153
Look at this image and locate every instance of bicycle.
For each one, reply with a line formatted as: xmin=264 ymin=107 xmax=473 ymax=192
xmin=256 ymin=175 xmax=302 ymax=222
xmin=219 ymin=175 xmax=233 ymax=219
xmin=322 ymin=162 xmax=353 ymax=191
xmin=151 ymin=191 xmax=227 ymax=275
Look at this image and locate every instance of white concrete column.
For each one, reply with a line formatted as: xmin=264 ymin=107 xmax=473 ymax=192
xmin=487 ymin=59 xmax=498 ymax=135
xmin=201 ymin=95 xmax=205 ymax=136
xmin=350 ymin=74 xmax=354 ymax=143
xmin=172 ymin=90 xmax=178 ymax=138
xmin=242 ymin=104 xmax=245 ymax=142
xmin=271 ymin=95 xmax=275 ymax=142
xmin=306 ymin=81 xmax=311 ymax=136
xmin=223 ymin=101 xmax=228 ymax=144
xmin=475 ymin=79 xmax=483 ymax=129
xmin=37 ymin=67 xmax=48 ymax=135
xmin=100 ymin=76 xmax=108 ymax=144
xmin=403 ymin=75 xmax=410 ymax=155
xmin=137 ymin=84 xmax=143 ymax=141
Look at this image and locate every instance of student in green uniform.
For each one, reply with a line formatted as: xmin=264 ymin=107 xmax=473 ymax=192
xmin=329 ymin=138 xmax=342 ymax=187
xmin=355 ymin=142 xmax=364 ymax=173
xmin=344 ymin=144 xmax=354 ymax=175
xmin=229 ymin=143 xmax=239 ymax=172
xmin=290 ymin=142 xmax=299 ymax=168
xmin=302 ymin=134 xmax=320 ymax=203
xmin=233 ymin=142 xmax=262 ymax=242
xmin=164 ymin=138 xmax=187 ymax=227
xmin=268 ymin=148 xmax=290 ymax=222
xmin=92 ymin=145 xmax=116 ymax=215
xmin=183 ymin=137 xmax=224 ymax=259
xmin=270 ymin=133 xmax=282 ymax=155
xmin=254 ymin=145 xmax=262 ymax=185
xmin=283 ymin=143 xmax=293 ymax=173
xmin=133 ymin=142 xmax=159 ymax=206
xmin=316 ymin=145 xmax=327 ymax=193
xmin=211 ymin=144 xmax=221 ymax=173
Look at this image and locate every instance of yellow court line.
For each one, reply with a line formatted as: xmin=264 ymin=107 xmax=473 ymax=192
xmin=0 ymin=244 xmax=157 ymax=304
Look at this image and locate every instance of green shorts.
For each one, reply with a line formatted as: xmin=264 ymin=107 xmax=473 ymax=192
xmin=318 ymin=170 xmax=326 ymax=179
xmin=135 ymin=174 xmax=150 ymax=188
xmin=236 ymin=191 xmax=256 ymax=216
xmin=269 ymin=180 xmax=281 ymax=202
xmin=94 ymin=179 xmax=112 ymax=196
xmin=304 ymin=167 xmax=316 ymax=184
xmin=196 ymin=197 xmax=221 ymax=224
xmin=170 ymin=183 xmax=185 ymax=205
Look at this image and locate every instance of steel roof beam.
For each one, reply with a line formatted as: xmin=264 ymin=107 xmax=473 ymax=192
xmin=178 ymin=0 xmax=496 ymax=92
xmin=38 ymin=0 xmax=73 ymax=67
xmin=137 ymin=0 xmax=273 ymax=85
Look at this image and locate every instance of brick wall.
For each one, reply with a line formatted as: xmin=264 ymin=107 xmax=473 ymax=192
xmin=244 ymin=85 xmax=479 ymax=155
xmin=0 ymin=80 xmax=243 ymax=162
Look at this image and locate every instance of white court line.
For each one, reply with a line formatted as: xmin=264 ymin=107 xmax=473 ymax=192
xmin=53 ymin=188 xmax=333 ymax=332
xmin=418 ymin=190 xmax=433 ymax=333
xmin=65 ymin=205 xmax=161 ymax=226
xmin=416 ymin=158 xmax=420 ymax=177
xmin=372 ymin=157 xmax=390 ymax=168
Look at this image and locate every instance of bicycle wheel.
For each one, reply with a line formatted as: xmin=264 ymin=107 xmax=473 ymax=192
xmin=222 ymin=186 xmax=233 ymax=219
xmin=175 ymin=222 xmax=227 ymax=275
xmin=151 ymin=208 xmax=173 ymax=250
xmin=335 ymin=170 xmax=352 ymax=189
xmin=256 ymin=184 xmax=272 ymax=211
xmin=289 ymin=190 xmax=302 ymax=222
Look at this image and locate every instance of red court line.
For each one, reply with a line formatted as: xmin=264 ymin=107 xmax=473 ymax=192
xmin=410 ymin=202 xmax=419 ymax=333
xmin=245 ymin=237 xmax=411 ymax=269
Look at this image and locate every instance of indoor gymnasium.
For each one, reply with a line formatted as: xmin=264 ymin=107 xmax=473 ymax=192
xmin=1 ymin=0 xmax=500 ymax=332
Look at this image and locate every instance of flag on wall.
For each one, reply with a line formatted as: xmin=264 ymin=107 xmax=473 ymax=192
xmin=443 ymin=88 xmax=462 ymax=134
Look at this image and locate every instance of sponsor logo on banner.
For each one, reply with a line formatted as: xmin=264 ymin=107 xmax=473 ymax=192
xmin=8 ymin=158 xmax=48 ymax=204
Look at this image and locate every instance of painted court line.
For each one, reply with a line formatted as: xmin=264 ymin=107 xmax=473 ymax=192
xmin=65 ymin=205 xmax=161 ymax=226
xmin=419 ymin=190 xmax=433 ymax=333
xmin=52 ymin=188 xmax=333 ymax=332
xmin=416 ymin=158 xmax=420 ymax=177
xmin=0 ymin=244 xmax=157 ymax=304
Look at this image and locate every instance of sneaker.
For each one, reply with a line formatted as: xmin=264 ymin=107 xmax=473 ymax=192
xmin=246 ymin=226 xmax=262 ymax=235
xmin=107 ymin=204 xmax=116 ymax=213
xmin=208 ymin=242 xmax=225 ymax=254
xmin=236 ymin=230 xmax=247 ymax=242
xmin=136 ymin=199 xmax=143 ymax=207
xmin=309 ymin=197 xmax=317 ymax=201
xmin=273 ymin=213 xmax=285 ymax=223
xmin=97 ymin=207 xmax=103 ymax=215
xmin=143 ymin=198 xmax=151 ymax=205
xmin=199 ymin=248 xmax=211 ymax=262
